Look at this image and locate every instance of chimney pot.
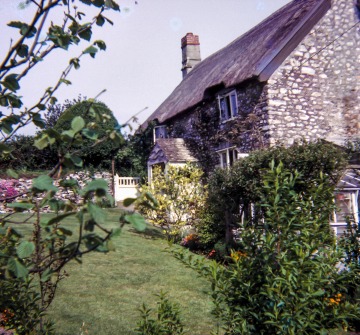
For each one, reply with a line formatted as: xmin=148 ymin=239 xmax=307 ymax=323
xmin=181 ymin=33 xmax=201 ymax=79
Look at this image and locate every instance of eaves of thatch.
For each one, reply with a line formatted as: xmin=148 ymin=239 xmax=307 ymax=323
xmin=148 ymin=138 xmax=198 ymax=166
xmin=144 ymin=0 xmax=331 ymax=127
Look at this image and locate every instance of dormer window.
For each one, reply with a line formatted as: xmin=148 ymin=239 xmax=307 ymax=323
xmin=153 ymin=125 xmax=168 ymax=143
xmin=218 ymin=90 xmax=238 ymax=122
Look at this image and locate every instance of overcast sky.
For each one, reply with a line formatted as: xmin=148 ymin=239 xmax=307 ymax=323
xmin=0 ymin=0 xmax=290 ymax=134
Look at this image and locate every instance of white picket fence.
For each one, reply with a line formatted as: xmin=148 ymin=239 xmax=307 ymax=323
xmin=114 ymin=175 xmax=140 ymax=202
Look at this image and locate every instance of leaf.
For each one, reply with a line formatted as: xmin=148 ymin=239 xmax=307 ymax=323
xmin=61 ymin=129 xmax=75 ymax=140
xmin=8 ymin=21 xmax=36 ymax=38
xmin=82 ymin=128 xmax=98 ymax=140
xmin=40 ymin=268 xmax=53 ymax=282
xmin=16 ymin=43 xmax=29 ymax=58
xmin=7 ymin=93 xmax=23 ymax=108
xmin=123 ymin=197 xmax=137 ymax=207
xmin=59 ymin=78 xmax=72 ymax=85
xmin=1 ymin=73 xmax=20 ymax=92
xmin=124 ymin=213 xmax=147 ymax=231
xmin=7 ymin=202 xmax=34 ymax=212
xmin=32 ymin=175 xmax=58 ymax=192
xmin=82 ymin=179 xmax=108 ymax=196
xmin=59 ymin=178 xmax=79 ymax=188
xmin=94 ymin=40 xmax=106 ymax=51
xmin=0 ymin=143 xmax=13 ymax=155
xmin=96 ymin=14 xmax=105 ymax=26
xmin=111 ymin=228 xmax=122 ymax=237
xmin=71 ymin=116 xmax=85 ymax=133
xmin=68 ymin=154 xmax=83 ymax=167
xmin=32 ymin=112 xmax=46 ymax=128
xmin=83 ymin=45 xmax=98 ymax=58
xmin=105 ymin=0 xmax=120 ymax=11
xmin=88 ymin=202 xmax=106 ymax=225
xmin=7 ymin=257 xmax=29 ymax=278
xmin=34 ymin=134 xmax=52 ymax=149
xmin=16 ymin=241 xmax=35 ymax=258
xmin=41 ymin=211 xmax=76 ymax=226
xmin=56 ymin=227 xmax=73 ymax=236
xmin=70 ymin=57 xmax=80 ymax=69
xmin=78 ymin=25 xmax=92 ymax=41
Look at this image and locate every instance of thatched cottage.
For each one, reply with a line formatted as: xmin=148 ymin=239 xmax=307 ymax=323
xmin=145 ymin=0 xmax=360 ymax=234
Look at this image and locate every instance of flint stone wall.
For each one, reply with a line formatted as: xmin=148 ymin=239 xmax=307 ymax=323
xmin=267 ymin=0 xmax=360 ymax=146
xmin=0 ymin=171 xmax=112 ymax=213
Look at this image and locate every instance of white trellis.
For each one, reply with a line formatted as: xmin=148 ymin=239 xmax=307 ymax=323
xmin=114 ymin=175 xmax=140 ymax=202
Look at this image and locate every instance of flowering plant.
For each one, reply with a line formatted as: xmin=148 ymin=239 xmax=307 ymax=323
xmin=0 ymin=180 xmax=19 ymax=202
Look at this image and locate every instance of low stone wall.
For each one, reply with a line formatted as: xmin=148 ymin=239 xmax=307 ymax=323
xmin=0 ymin=171 xmax=112 ymax=213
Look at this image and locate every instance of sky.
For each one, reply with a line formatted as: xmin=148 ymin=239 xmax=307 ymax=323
xmin=0 ymin=0 xmax=290 ymax=134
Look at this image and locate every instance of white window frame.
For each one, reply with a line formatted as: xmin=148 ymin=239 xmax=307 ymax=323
xmin=153 ymin=125 xmax=167 ymax=143
xmin=218 ymin=90 xmax=238 ymax=122
xmin=217 ymin=147 xmax=247 ymax=169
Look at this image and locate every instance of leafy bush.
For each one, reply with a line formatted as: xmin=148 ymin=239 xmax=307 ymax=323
xmin=173 ymin=162 xmax=360 ymax=334
xmin=137 ymin=164 xmax=206 ymax=241
xmin=135 ymin=292 xmax=185 ymax=335
xmin=52 ymin=100 xmax=122 ymax=170
xmin=197 ymin=140 xmax=348 ymax=251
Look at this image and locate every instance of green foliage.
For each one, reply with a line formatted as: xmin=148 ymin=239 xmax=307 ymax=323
xmin=135 ymin=291 xmax=185 ymax=335
xmin=137 ymin=164 xmax=207 ymax=241
xmin=338 ymin=218 xmax=360 ymax=331
xmin=51 ymin=100 xmax=123 ymax=169
xmin=0 ymin=135 xmax=57 ymax=171
xmin=115 ymin=121 xmax=156 ymax=180
xmin=0 ymin=1 xmax=145 ymax=333
xmin=197 ymin=140 xmax=348 ymax=250
xmin=173 ymin=163 xmax=360 ymax=334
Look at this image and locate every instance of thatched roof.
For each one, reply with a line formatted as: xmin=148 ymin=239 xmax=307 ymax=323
xmin=145 ymin=0 xmax=330 ymax=126
xmin=148 ymin=138 xmax=198 ymax=166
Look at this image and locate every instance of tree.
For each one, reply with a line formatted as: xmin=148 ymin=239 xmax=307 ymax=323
xmin=0 ymin=1 xmax=146 ymax=333
xmin=52 ymin=99 xmax=122 ymax=169
xmin=115 ymin=121 xmax=155 ymax=180
xmin=43 ymin=95 xmax=86 ymax=129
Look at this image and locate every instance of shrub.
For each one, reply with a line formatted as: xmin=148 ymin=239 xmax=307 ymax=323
xmin=173 ymin=162 xmax=360 ymax=334
xmin=135 ymin=292 xmax=185 ymax=335
xmin=197 ymin=140 xmax=348 ymax=251
xmin=137 ymin=164 xmax=206 ymax=241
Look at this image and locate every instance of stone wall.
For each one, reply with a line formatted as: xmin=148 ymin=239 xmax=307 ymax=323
xmin=267 ymin=0 xmax=360 ymax=146
xmin=0 ymin=171 xmax=112 ymax=213
xmin=165 ymin=81 xmax=268 ymax=173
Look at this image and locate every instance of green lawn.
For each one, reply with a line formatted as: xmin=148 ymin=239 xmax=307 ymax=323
xmin=9 ymin=209 xmax=215 ymax=335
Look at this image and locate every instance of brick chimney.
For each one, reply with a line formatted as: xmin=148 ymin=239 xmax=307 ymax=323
xmin=181 ymin=33 xmax=201 ymax=79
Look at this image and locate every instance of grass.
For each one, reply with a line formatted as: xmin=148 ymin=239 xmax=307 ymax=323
xmin=4 ymin=209 xmax=215 ymax=335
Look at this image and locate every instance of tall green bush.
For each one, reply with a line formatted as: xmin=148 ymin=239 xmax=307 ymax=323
xmin=52 ymin=100 xmax=122 ymax=169
xmin=197 ymin=140 xmax=348 ymax=249
xmin=137 ymin=164 xmax=206 ymax=241
xmin=174 ymin=162 xmax=360 ymax=334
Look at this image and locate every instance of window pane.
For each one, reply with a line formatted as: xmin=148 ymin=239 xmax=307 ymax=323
xmin=229 ymin=150 xmax=234 ymax=166
xmin=222 ymin=153 xmax=227 ymax=168
xmin=220 ymin=98 xmax=226 ymax=121
xmin=334 ymin=193 xmax=353 ymax=221
xmin=230 ymin=93 xmax=238 ymax=117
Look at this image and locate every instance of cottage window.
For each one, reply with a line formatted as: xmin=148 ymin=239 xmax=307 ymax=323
xmin=217 ymin=147 xmax=247 ymax=168
xmin=153 ymin=125 xmax=167 ymax=143
xmin=218 ymin=90 xmax=238 ymax=122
